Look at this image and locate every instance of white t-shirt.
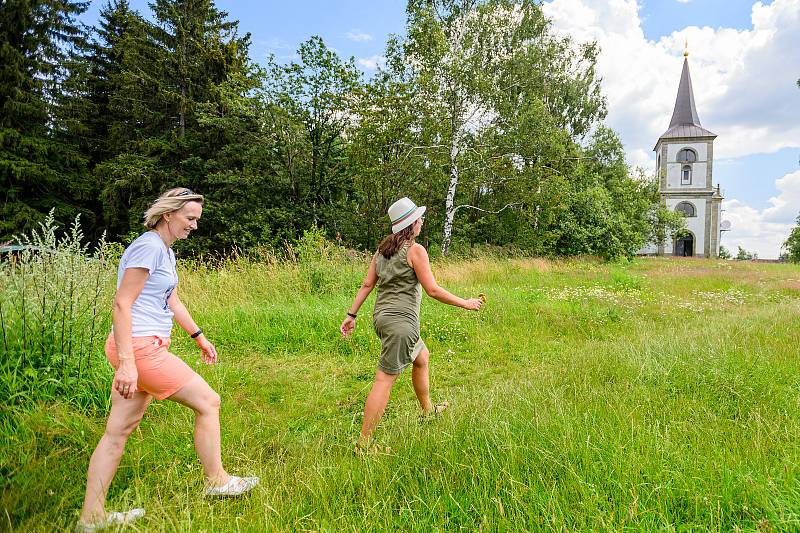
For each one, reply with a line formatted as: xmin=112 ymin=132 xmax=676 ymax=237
xmin=116 ymin=231 xmax=178 ymax=337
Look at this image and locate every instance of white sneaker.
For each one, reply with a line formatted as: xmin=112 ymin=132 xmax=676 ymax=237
xmin=75 ymin=508 xmax=145 ymax=532
xmin=204 ymin=476 xmax=259 ymax=497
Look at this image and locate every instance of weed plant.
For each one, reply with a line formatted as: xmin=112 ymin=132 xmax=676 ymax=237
xmin=0 ymin=213 xmax=117 ymax=413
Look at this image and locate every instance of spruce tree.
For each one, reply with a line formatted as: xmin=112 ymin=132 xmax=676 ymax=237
xmin=76 ymin=0 xmax=139 ymax=166
xmin=146 ymin=0 xmax=250 ymax=145
xmin=60 ymin=0 xmax=152 ymax=237
xmin=94 ymin=0 xmax=255 ymax=242
xmin=0 ymin=0 xmax=89 ymax=241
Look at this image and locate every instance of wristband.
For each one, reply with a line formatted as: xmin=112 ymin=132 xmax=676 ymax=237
xmin=346 ymin=312 xmax=357 ymax=319
xmin=190 ymin=328 xmax=203 ymax=339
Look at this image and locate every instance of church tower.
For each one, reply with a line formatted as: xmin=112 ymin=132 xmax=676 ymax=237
xmin=654 ymin=49 xmax=723 ymax=257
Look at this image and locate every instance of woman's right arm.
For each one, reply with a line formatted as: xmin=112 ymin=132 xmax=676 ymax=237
xmin=340 ymin=253 xmax=379 ymax=337
xmin=407 ymin=244 xmax=482 ymax=311
xmin=112 ymin=268 xmax=149 ymax=399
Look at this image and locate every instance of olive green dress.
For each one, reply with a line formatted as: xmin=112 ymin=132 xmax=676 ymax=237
xmin=373 ymin=243 xmax=425 ymax=374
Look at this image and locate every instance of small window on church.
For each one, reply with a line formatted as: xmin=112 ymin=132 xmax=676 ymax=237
xmin=677 ymin=148 xmax=697 ymax=163
xmin=681 ymin=165 xmax=692 ymax=185
xmin=675 ymin=201 xmax=696 ymax=217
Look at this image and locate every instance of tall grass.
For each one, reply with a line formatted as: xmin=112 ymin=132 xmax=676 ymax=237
xmin=0 ymin=212 xmax=117 ymax=412
xmin=2 ymin=238 xmax=800 ymax=531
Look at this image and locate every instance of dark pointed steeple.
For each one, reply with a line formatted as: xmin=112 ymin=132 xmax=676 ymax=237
xmin=668 ymin=57 xmax=701 ymax=128
xmin=657 ymin=52 xmax=716 ymax=143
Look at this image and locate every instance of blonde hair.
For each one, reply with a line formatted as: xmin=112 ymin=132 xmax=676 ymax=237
xmin=143 ymin=187 xmax=204 ymax=229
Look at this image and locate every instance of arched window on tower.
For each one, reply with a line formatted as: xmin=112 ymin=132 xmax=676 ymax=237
xmin=677 ymin=148 xmax=697 ymax=162
xmin=681 ymin=165 xmax=692 ymax=185
xmin=675 ymin=201 xmax=696 ymax=217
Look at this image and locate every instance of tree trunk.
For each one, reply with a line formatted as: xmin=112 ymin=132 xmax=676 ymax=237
xmin=179 ymin=4 xmax=187 ymax=139
xmin=179 ymin=83 xmax=186 ymax=138
xmin=441 ymin=132 xmax=460 ymax=256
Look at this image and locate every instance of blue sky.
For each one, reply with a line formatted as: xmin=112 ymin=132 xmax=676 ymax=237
xmin=639 ymin=0 xmax=771 ymax=39
xmin=81 ymin=1 xmax=406 ymax=67
xmin=81 ymin=1 xmax=769 ymax=58
xmin=80 ymin=0 xmax=799 ymax=257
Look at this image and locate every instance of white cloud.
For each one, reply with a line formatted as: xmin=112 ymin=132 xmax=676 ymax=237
xmin=346 ymin=30 xmax=373 ymax=42
xmin=357 ymin=55 xmax=385 ymax=70
xmin=762 ymin=170 xmax=800 ymax=224
xmin=721 ymin=201 xmax=793 ymax=259
xmin=722 ymin=169 xmax=800 ymax=258
xmin=542 ymin=0 xmax=800 ymax=162
xmin=260 ymin=37 xmax=294 ymax=51
xmin=259 ymin=38 xmax=299 ymax=62
xmin=542 ymin=0 xmax=800 ymax=259
xmin=627 ymin=148 xmax=655 ymax=172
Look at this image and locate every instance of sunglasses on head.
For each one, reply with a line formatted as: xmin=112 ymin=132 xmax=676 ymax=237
xmin=177 ymin=189 xmax=195 ymax=196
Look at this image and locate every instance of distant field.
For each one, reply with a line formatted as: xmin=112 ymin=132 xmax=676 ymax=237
xmin=4 ymin=256 xmax=800 ymax=531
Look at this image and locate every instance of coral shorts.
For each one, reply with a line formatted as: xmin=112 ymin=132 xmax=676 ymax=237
xmin=105 ymin=333 xmax=197 ymax=400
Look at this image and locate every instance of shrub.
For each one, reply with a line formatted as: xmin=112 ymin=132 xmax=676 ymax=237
xmin=783 ymin=214 xmax=800 ymax=263
xmin=735 ymin=246 xmax=757 ymax=261
xmin=0 ymin=212 xmax=116 ymax=413
xmin=290 ymin=226 xmax=363 ymax=294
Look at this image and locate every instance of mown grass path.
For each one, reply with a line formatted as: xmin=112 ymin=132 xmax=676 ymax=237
xmin=4 ymin=257 xmax=800 ymax=531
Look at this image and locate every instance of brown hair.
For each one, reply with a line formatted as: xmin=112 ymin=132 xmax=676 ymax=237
xmin=143 ymin=187 xmax=204 ymax=229
xmin=377 ymin=225 xmax=415 ymax=259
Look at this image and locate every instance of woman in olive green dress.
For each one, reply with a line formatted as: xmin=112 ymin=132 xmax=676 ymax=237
xmin=340 ymin=197 xmax=483 ymax=450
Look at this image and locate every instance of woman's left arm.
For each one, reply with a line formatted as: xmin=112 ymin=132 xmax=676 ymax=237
xmin=168 ymin=289 xmax=218 ymax=364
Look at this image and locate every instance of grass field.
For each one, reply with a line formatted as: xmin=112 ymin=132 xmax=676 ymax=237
xmin=3 ymin=255 xmax=800 ymax=531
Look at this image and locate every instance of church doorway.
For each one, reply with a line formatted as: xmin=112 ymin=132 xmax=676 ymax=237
xmin=674 ymin=234 xmax=694 ymax=257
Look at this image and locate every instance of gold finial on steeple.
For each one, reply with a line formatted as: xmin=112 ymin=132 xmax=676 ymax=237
xmin=684 ymin=37 xmax=689 ymax=57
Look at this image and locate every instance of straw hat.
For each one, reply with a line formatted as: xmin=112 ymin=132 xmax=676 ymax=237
xmin=388 ymin=197 xmax=426 ymax=233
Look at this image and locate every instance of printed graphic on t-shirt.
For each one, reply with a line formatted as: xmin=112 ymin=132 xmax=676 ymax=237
xmin=162 ymin=285 xmax=176 ymax=310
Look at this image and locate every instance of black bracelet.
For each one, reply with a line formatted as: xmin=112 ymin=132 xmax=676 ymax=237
xmin=190 ymin=328 xmax=203 ymax=339
xmin=346 ymin=312 xmax=357 ymax=319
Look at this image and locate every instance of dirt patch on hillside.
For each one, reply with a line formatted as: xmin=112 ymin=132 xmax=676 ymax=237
xmin=778 ymin=280 xmax=800 ymax=292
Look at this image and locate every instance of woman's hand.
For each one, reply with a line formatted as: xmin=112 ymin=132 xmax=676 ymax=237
xmin=113 ymin=359 xmax=138 ymax=399
xmin=463 ymin=298 xmax=483 ymax=311
xmin=196 ymin=336 xmax=218 ymax=364
xmin=340 ymin=315 xmax=356 ymax=337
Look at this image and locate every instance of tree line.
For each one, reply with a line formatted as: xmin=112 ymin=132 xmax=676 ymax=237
xmin=1 ymin=0 xmax=682 ymax=258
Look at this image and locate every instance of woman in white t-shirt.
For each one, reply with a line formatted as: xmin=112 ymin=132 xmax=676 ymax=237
xmin=77 ymin=188 xmax=258 ymax=532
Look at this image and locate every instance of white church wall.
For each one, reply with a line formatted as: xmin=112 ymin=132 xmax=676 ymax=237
xmin=666 ymin=162 xmax=708 ymax=189
xmin=664 ymin=142 xmax=709 ymax=190
xmin=666 ymin=198 xmax=706 ymax=255
xmin=666 ymin=142 xmax=707 ymax=162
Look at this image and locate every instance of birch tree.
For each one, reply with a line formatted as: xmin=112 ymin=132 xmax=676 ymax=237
xmin=400 ymin=0 xmax=605 ymax=254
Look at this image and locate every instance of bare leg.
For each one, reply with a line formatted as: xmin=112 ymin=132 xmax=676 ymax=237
xmin=359 ymin=370 xmax=400 ymax=444
xmin=412 ymin=348 xmax=434 ymax=413
xmin=168 ymin=374 xmax=229 ymax=486
xmin=79 ymin=390 xmax=152 ymax=524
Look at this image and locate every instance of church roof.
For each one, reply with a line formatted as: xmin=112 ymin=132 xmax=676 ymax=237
xmin=656 ymin=56 xmax=716 ymax=147
xmin=659 ymin=123 xmax=717 ymax=140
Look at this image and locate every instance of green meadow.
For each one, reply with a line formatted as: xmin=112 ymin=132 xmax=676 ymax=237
xmin=3 ymin=252 xmax=800 ymax=531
